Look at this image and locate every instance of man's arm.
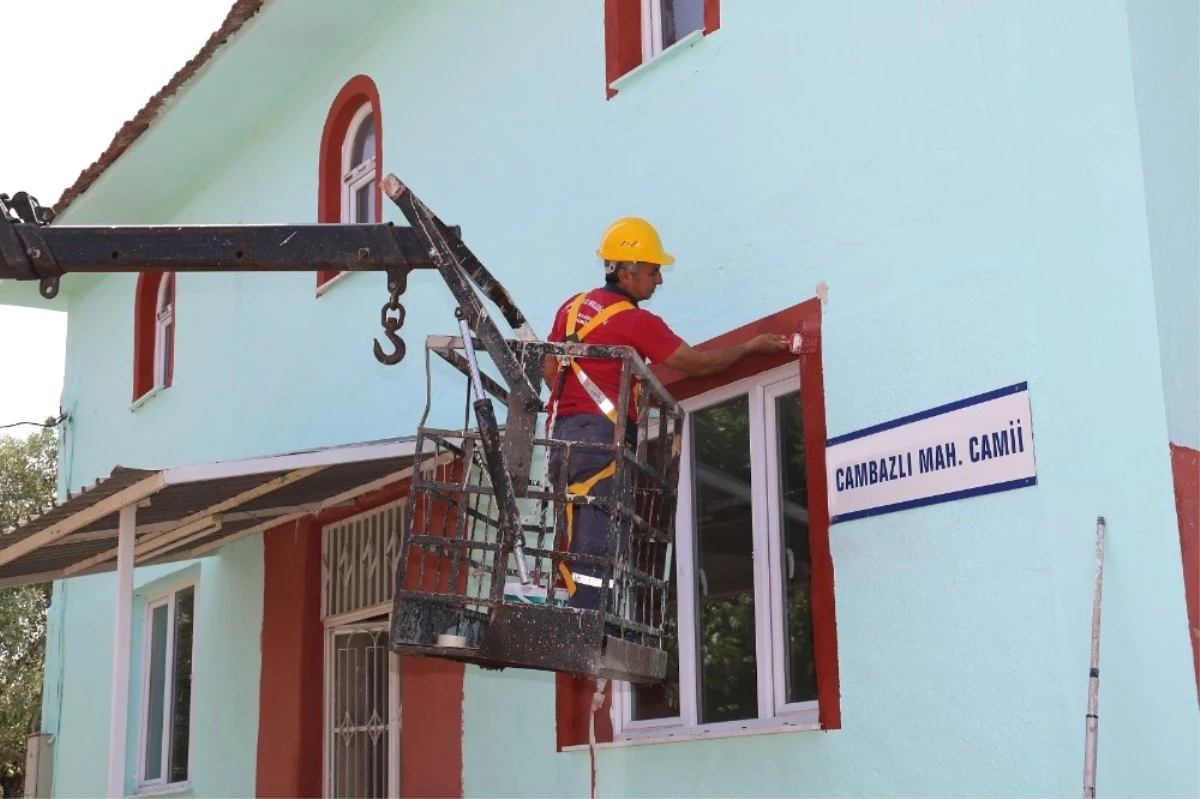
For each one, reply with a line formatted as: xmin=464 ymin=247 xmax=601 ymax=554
xmin=543 ymin=355 xmax=559 ymax=386
xmin=661 ymin=333 xmax=789 ymax=377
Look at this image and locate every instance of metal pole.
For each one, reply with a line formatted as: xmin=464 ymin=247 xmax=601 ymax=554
xmin=457 ymin=316 xmax=487 ymax=403
xmin=106 ymin=504 xmax=137 ymax=798
xmin=456 ymin=310 xmax=531 ymax=586
xmin=1083 ymin=515 xmax=1106 ymax=799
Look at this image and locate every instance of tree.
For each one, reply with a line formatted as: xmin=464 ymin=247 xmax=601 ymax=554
xmin=0 ymin=428 xmax=57 ymax=798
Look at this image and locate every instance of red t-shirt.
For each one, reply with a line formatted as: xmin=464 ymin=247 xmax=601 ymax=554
xmin=546 ymin=287 xmax=685 ymax=421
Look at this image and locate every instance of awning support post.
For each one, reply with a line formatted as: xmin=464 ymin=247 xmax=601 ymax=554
xmin=106 ymin=504 xmax=136 ymax=798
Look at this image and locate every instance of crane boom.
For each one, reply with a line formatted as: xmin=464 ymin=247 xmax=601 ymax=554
xmin=1 ymin=175 xmax=683 ymax=685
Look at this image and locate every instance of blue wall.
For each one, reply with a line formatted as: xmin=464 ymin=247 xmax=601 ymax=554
xmin=1127 ymin=0 xmax=1200 ymax=450
xmin=40 ymin=538 xmax=262 ymax=798
xmin=28 ymin=0 xmax=1199 ymax=796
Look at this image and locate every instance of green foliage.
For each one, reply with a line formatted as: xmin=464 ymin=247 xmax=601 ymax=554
xmin=0 ymin=428 xmax=58 ymax=798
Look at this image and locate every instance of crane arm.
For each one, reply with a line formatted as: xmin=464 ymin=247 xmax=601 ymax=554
xmin=0 ymin=179 xmax=540 ymax=411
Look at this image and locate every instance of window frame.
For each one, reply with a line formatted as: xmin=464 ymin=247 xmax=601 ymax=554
xmin=135 ymin=577 xmax=199 ymax=793
xmin=340 ymin=102 xmax=377 ymax=226
xmin=613 ymin=364 xmax=819 ymax=740
xmin=554 ymin=295 xmax=840 ymax=750
xmin=132 ymin=271 xmax=175 ymax=404
xmin=640 ymin=0 xmax=706 ymax=63
xmin=322 ymin=619 xmax=401 ymax=799
xmin=153 ymin=272 xmax=175 ymax=391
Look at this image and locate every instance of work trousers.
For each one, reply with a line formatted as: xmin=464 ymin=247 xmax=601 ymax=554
xmin=548 ymin=413 xmax=633 ymax=613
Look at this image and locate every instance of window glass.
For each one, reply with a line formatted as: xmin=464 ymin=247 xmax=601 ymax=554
xmin=169 ymin=586 xmax=194 ymax=783
xmin=330 ymin=629 xmax=390 ymax=798
xmin=692 ymin=394 xmax=758 ymax=724
xmin=351 ymin=113 xmax=376 ymax=167
xmin=630 ymin=547 xmax=678 ymax=721
xmin=355 ymin=182 xmax=375 ymax=224
xmin=144 ymin=603 xmax=169 ymax=780
xmin=775 ymin=391 xmax=818 ymax=704
xmin=662 ymin=0 xmax=705 ymax=49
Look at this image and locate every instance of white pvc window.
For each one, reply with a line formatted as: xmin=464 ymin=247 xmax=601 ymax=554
xmin=614 ymin=365 xmax=820 ymax=739
xmin=153 ymin=273 xmax=174 ymax=389
xmin=136 ymin=580 xmax=196 ymax=791
xmin=641 ymin=0 xmax=705 ymax=61
xmin=341 ymin=103 xmax=377 ymax=224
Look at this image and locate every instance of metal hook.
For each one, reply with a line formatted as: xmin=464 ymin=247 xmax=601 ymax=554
xmin=374 ymin=327 xmax=406 ymax=365
xmin=373 ymin=266 xmax=411 ymax=365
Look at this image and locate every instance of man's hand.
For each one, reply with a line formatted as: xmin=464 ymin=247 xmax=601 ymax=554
xmin=746 ymin=333 xmax=789 ymax=355
xmin=663 ymin=332 xmax=790 ymax=378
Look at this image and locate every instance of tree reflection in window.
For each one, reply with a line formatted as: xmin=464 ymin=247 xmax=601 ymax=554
xmin=692 ymin=395 xmax=758 ymax=724
xmin=775 ymin=391 xmax=817 ymax=704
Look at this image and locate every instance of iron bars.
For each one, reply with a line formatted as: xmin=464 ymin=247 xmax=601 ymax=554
xmin=389 ymin=336 xmax=684 ymax=685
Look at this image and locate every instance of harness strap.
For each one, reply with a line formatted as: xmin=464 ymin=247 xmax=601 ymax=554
xmin=560 ymin=293 xmax=635 ymax=423
xmin=557 ymin=459 xmax=617 ymax=596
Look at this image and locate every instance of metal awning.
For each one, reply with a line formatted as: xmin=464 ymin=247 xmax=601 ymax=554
xmin=0 ymin=436 xmax=449 ymax=588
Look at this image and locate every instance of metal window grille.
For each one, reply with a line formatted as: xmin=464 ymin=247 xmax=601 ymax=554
xmin=324 ymin=626 xmax=394 ymax=799
xmin=322 ymin=500 xmax=406 ymax=621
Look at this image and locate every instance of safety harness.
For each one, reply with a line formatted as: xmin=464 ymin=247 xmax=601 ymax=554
xmin=554 ymin=291 xmax=634 ymax=597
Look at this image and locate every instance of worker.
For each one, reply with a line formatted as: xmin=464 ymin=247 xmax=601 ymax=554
xmin=544 ymin=216 xmax=788 ymax=616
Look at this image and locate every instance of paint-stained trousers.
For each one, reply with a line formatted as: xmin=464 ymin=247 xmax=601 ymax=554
xmin=548 ymin=413 xmax=633 ymax=613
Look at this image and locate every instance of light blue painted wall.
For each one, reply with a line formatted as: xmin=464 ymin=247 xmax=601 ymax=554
xmin=41 ymin=539 xmax=262 ymax=798
xmin=28 ymin=0 xmax=1199 ymax=797
xmin=1127 ymin=0 xmax=1200 ymax=450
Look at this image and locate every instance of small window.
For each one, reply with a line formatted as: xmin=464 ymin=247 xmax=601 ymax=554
xmin=154 ymin=273 xmax=175 ymax=390
xmin=605 ymin=0 xmax=719 ymax=94
xmin=616 ymin=366 xmax=819 ymax=736
xmin=317 ymin=76 xmax=383 ymax=292
xmin=137 ymin=582 xmax=196 ymax=790
xmin=642 ymin=0 xmax=706 ymax=60
xmin=342 ymin=104 xmax=377 ymax=225
xmin=133 ymin=272 xmax=175 ymax=402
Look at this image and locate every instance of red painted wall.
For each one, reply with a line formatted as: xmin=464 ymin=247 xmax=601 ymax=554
xmin=256 ymin=474 xmax=467 ymax=797
xmin=1170 ymin=443 xmax=1199 ymax=695
xmin=255 ymin=519 xmax=324 ymax=798
xmin=400 ymin=657 xmax=465 ymax=798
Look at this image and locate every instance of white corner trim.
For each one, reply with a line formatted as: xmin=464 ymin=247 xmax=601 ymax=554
xmin=564 ymin=720 xmax=823 ymax=752
xmin=129 ymin=385 xmax=164 ymax=412
xmin=130 ymin=781 xmax=192 ymax=798
xmin=314 ymin=269 xmax=352 ymax=298
xmin=609 ymin=29 xmax=705 ymax=93
xmin=161 ymin=437 xmax=424 ymax=485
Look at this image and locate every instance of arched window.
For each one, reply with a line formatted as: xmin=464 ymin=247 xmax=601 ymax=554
xmin=133 ymin=271 xmax=176 ymax=401
xmin=317 ymin=75 xmax=383 ymax=293
xmin=342 ymin=104 xmax=377 ymax=224
xmin=154 ymin=273 xmax=175 ymax=389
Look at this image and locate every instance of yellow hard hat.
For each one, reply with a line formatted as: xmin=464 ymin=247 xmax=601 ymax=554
xmin=596 ymin=217 xmax=676 ymax=266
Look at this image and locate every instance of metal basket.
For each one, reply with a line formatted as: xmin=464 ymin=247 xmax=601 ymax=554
xmin=389 ymin=337 xmax=683 ymax=684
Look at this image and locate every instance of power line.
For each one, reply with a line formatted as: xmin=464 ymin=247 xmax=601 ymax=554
xmin=0 ymin=415 xmax=66 ymax=432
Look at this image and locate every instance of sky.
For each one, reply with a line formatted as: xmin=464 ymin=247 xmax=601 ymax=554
xmin=0 ymin=0 xmax=232 ymax=436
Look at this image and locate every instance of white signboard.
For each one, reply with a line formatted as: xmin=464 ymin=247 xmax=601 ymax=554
xmin=826 ymin=382 xmax=1037 ymax=523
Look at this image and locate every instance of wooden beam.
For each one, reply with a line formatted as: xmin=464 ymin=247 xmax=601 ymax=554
xmin=0 ymin=473 xmax=165 ymax=569
xmin=136 ymin=466 xmax=324 ymax=557
xmin=61 ymin=466 xmax=324 ymax=576
xmin=44 ymin=501 xmax=326 ymax=547
xmin=187 ymin=453 xmax=451 ymax=558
